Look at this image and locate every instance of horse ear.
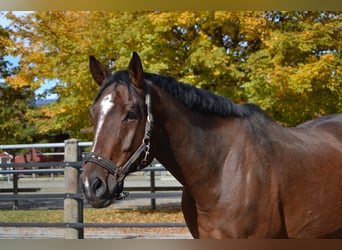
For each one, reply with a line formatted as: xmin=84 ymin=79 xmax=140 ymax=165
xmin=128 ymin=52 xmax=145 ymax=89
xmin=89 ymin=56 xmax=111 ymax=86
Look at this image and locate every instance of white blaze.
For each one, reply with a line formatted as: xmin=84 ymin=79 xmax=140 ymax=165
xmin=91 ymin=93 xmax=114 ymax=151
xmin=84 ymin=178 xmax=90 ymax=188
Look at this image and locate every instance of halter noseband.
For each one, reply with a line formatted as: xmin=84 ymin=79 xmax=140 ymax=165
xmin=84 ymin=81 xmax=153 ymax=180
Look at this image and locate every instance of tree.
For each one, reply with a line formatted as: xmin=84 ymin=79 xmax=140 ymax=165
xmin=0 ymin=83 xmax=37 ymax=144
xmin=0 ymin=25 xmax=37 ymax=144
xmin=3 ymin=11 xmax=342 ymax=143
xmin=244 ymin=11 xmax=342 ymax=125
xmin=4 ymin=11 xmax=159 ymax=140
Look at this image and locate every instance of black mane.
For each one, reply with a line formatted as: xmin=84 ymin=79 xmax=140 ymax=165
xmin=145 ymin=73 xmax=262 ymax=118
xmin=96 ymin=70 xmax=263 ymax=118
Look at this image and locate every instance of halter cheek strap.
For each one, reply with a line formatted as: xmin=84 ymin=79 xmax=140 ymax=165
xmin=84 ymin=82 xmax=153 ymax=180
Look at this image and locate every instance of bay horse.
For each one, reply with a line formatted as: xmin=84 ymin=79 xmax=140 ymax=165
xmin=81 ymin=52 xmax=342 ymax=238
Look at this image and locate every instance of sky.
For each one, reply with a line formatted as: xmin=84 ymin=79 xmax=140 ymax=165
xmin=0 ymin=11 xmax=58 ymax=100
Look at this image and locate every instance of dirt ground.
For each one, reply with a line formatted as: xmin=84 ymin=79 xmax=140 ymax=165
xmin=0 ymin=227 xmax=192 ymax=239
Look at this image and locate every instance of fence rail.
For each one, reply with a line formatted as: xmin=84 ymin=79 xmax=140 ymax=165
xmin=0 ymin=139 xmax=186 ymax=239
xmin=0 ymin=222 xmax=186 ymax=228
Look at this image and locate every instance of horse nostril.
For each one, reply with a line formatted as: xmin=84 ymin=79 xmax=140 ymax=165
xmin=91 ymin=177 xmax=106 ymax=197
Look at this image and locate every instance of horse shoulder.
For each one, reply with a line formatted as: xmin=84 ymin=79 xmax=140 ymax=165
xmin=194 ymin=135 xmax=285 ymax=238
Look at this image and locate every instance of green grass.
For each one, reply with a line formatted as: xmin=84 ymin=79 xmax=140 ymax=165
xmin=0 ymin=207 xmax=184 ymax=224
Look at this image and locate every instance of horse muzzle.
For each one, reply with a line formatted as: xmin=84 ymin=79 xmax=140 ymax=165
xmin=81 ymin=170 xmax=126 ymax=208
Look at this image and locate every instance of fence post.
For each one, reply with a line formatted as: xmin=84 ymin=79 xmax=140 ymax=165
xmin=64 ymin=139 xmax=83 ymax=239
xmin=12 ymin=173 xmax=19 ymax=210
xmin=150 ymin=170 xmax=156 ymax=210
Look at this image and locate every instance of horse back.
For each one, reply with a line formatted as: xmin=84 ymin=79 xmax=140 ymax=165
xmin=277 ymin=113 xmax=342 ymax=238
xmin=297 ymin=113 xmax=342 ymax=129
xmin=297 ymin=113 xmax=342 ymax=144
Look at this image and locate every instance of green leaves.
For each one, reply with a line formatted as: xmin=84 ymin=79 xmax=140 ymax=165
xmin=0 ymin=82 xmax=36 ymax=144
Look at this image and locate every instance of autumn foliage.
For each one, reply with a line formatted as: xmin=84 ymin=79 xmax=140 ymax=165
xmin=1 ymin=11 xmax=341 ymax=143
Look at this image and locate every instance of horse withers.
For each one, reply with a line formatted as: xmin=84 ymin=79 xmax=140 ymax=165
xmin=81 ymin=52 xmax=342 ymax=238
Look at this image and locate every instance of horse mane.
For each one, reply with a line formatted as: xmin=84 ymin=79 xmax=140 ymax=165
xmin=145 ymin=73 xmax=263 ymax=118
xmin=96 ymin=70 xmax=265 ymax=118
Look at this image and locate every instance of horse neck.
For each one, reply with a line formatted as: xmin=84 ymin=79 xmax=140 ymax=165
xmin=150 ymin=85 xmax=243 ymax=190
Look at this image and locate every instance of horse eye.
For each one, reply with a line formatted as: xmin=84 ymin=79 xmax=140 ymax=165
xmin=126 ymin=111 xmax=138 ymax=121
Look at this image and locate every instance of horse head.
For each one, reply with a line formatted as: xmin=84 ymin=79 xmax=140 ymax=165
xmin=81 ymin=52 xmax=154 ymax=208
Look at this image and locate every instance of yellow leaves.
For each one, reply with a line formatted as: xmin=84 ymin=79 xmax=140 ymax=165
xmin=35 ymin=104 xmax=67 ymax=134
xmin=148 ymin=12 xmax=173 ymax=26
xmin=0 ymin=35 xmax=11 ymax=47
xmin=29 ymin=51 xmax=45 ymax=64
xmin=214 ymin=11 xmax=233 ymax=22
xmin=40 ymin=106 xmax=66 ymax=119
xmin=6 ymin=75 xmax=31 ymax=89
xmin=177 ymin=11 xmax=196 ymax=26
xmin=213 ymin=69 xmax=221 ymax=77
xmin=320 ymin=53 xmax=335 ymax=63
xmin=2 ymin=10 xmax=341 ymax=138
xmin=149 ymin=11 xmax=195 ymax=26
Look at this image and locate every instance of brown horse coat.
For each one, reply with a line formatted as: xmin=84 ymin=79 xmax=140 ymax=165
xmin=81 ymin=52 xmax=342 ymax=238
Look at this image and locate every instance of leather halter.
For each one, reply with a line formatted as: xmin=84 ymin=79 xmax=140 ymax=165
xmin=84 ymin=81 xmax=153 ymax=181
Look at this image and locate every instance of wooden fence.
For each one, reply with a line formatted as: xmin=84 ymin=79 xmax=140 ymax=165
xmin=0 ymin=139 xmax=186 ymax=239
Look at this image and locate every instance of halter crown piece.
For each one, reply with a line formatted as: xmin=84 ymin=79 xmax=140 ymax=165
xmin=84 ymin=81 xmax=153 ymax=181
